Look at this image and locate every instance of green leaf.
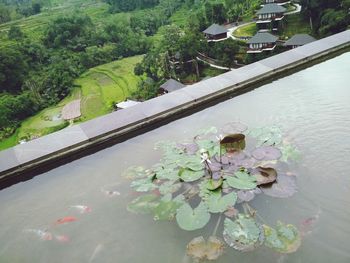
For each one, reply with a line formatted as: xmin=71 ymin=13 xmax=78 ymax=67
xmin=130 ymin=177 xmax=157 ymax=192
xmin=226 ymin=170 xmax=257 ymax=190
xmin=186 ymin=236 xmax=225 ymax=261
xmin=159 ymin=181 xmax=181 ymax=195
xmin=205 ymin=190 xmax=237 ymax=213
xmin=179 ymin=168 xmax=204 ymax=182
xmin=223 ymin=214 xmax=263 ymax=251
xmin=127 ymin=194 xmax=159 ymax=214
xmin=153 ymin=200 xmax=182 ymax=221
xmin=279 ymin=144 xmax=301 ymax=162
xmin=196 ymin=140 xmax=219 ymax=157
xmin=154 ymin=165 xmax=179 ymax=180
xmin=263 ymin=222 xmax=301 ymax=253
xmin=206 ymin=178 xmax=223 ymax=190
xmin=249 ymin=126 xmax=282 ymax=146
xmin=176 ymin=202 xmax=210 ymax=231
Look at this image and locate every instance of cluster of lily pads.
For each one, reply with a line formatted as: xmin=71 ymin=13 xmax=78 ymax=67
xmin=124 ymin=123 xmax=301 ymax=261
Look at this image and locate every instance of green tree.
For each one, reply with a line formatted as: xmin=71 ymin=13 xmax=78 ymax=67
xmin=0 ymin=47 xmax=28 ymax=93
xmin=0 ymin=3 xmax=10 ymax=23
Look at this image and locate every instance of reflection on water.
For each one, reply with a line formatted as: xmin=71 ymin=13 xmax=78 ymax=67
xmin=0 ymin=53 xmax=350 ymax=262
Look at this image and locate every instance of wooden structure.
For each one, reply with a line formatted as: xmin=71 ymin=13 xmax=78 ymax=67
xmin=256 ymin=3 xmax=286 ymax=32
xmin=283 ymin=34 xmax=316 ymax=49
xmin=247 ymin=32 xmax=278 ymax=53
xmin=203 ymin=24 xmax=228 ymax=41
xmin=159 ymin=79 xmax=186 ymax=94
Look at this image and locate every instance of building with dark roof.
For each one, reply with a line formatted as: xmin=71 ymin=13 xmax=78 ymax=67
xmin=247 ymin=32 xmax=279 ymax=53
xmin=283 ymin=34 xmax=316 ymax=48
xmin=159 ymin=79 xmax=186 ymax=94
xmin=203 ymin=24 xmax=228 ymax=41
xmin=263 ymin=0 xmax=289 ymax=4
xmin=256 ymin=3 xmax=286 ymax=32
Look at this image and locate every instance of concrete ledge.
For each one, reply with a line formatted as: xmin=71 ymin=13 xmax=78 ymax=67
xmin=1 ymin=30 xmax=350 ymax=187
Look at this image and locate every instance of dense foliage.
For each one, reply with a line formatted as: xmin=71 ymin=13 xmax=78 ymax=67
xmin=300 ymin=0 xmax=350 ymax=36
xmin=104 ymin=0 xmax=159 ymax=12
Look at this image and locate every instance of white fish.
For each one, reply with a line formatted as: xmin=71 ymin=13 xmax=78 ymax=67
xmin=24 ymin=229 xmax=53 ymax=241
xmin=70 ymin=205 xmax=92 ymax=214
xmin=89 ymin=244 xmax=104 ymax=262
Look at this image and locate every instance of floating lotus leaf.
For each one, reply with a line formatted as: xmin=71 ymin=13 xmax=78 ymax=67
xmin=236 ymin=157 xmax=256 ymax=169
xmin=155 ymin=166 xmax=179 ymax=180
xmin=196 ymin=140 xmax=220 ymax=157
xmin=223 ymin=214 xmax=264 ymax=252
xmin=249 ymin=126 xmax=282 ymax=146
xmin=176 ymin=202 xmax=210 ymax=231
xmin=261 ymin=174 xmax=297 ymax=198
xmin=226 ymin=170 xmax=257 ymax=190
xmin=206 ymin=178 xmax=223 ymax=190
xmin=220 ymin=134 xmax=246 ymax=152
xmin=263 ymin=222 xmax=301 ymax=253
xmin=127 ymin=194 xmax=159 ymax=214
xmin=179 ymin=155 xmax=204 ymax=171
xmin=205 ymin=190 xmax=237 ymax=213
xmin=130 ymin=177 xmax=157 ymax=192
xmin=187 ymin=236 xmax=225 ymax=261
xmin=123 ymin=166 xmax=153 ymax=179
xmin=220 ymin=122 xmax=248 ymax=134
xmin=153 ymin=199 xmax=183 ymax=221
xmin=252 ymin=167 xmax=277 ymax=185
xmin=159 ymin=181 xmax=182 ymax=195
xmin=179 ymin=168 xmax=204 ymax=182
xmin=208 ymin=161 xmax=222 ymax=172
xmin=279 ymin=144 xmax=301 ymax=162
xmin=252 ymin=146 xmax=282 ymax=161
xmin=177 ymin=143 xmax=199 ymax=155
xmin=237 ymin=190 xmax=256 ymax=202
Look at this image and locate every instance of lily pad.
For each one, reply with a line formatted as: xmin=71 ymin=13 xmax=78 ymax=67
xmin=220 ymin=134 xmax=246 ymax=152
xmin=153 ymin=200 xmax=182 ymax=221
xmin=127 ymin=194 xmax=159 ymax=214
xmin=237 ymin=190 xmax=256 ymax=202
xmin=226 ymin=170 xmax=257 ymax=190
xmin=177 ymin=143 xmax=199 ymax=155
xmin=176 ymin=202 xmax=210 ymax=231
xmin=279 ymin=144 xmax=301 ymax=162
xmin=252 ymin=146 xmax=282 ymax=161
xmin=130 ymin=177 xmax=158 ymax=192
xmin=249 ymin=126 xmax=282 ymax=146
xmin=179 ymin=168 xmax=204 ymax=182
xmin=159 ymin=181 xmax=182 ymax=195
xmin=187 ymin=236 xmax=225 ymax=261
xmin=261 ymin=174 xmax=297 ymax=198
xmin=252 ymin=167 xmax=277 ymax=185
xmin=206 ymin=178 xmax=223 ymax=190
xmin=154 ymin=166 xmax=179 ymax=181
xmin=263 ymin=222 xmax=301 ymax=253
xmin=205 ymin=190 xmax=237 ymax=213
xmin=223 ymin=214 xmax=264 ymax=252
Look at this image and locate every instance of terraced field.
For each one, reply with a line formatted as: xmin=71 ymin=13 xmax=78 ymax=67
xmin=0 ymin=55 xmax=143 ymax=149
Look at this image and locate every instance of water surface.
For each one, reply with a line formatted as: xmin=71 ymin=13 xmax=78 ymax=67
xmin=0 ymin=53 xmax=350 ymax=263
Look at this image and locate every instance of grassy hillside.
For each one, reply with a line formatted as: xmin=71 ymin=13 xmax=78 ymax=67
xmin=0 ymin=55 xmax=143 ymax=149
xmin=75 ymin=55 xmax=143 ymax=121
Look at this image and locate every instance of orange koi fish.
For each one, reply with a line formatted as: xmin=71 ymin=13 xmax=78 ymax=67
xmin=55 ymin=216 xmax=77 ymax=225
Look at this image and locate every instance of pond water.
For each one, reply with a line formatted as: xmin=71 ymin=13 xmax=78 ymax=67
xmin=1 ymin=53 xmax=350 ymax=263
